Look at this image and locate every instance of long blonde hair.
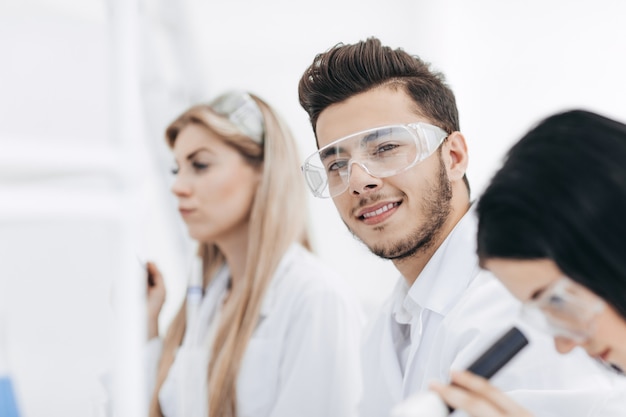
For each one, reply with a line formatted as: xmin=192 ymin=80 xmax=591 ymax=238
xmin=149 ymin=93 xmax=311 ymax=417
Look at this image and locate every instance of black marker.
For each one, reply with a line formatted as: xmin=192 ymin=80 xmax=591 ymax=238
xmin=446 ymin=327 xmax=529 ymax=413
xmin=391 ymin=326 xmax=529 ymax=417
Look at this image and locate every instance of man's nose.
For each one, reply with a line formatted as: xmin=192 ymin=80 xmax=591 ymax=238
xmin=347 ymin=161 xmax=383 ymax=196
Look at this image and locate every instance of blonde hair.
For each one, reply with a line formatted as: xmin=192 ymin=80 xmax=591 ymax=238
xmin=149 ymin=93 xmax=311 ymax=417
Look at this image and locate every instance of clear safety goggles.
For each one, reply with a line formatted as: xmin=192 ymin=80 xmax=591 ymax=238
xmin=209 ymin=91 xmax=265 ymax=144
xmin=521 ymin=276 xmax=605 ymax=343
xmin=301 ymin=122 xmax=448 ymax=198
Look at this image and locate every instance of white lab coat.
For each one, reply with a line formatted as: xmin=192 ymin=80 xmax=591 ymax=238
xmin=147 ymin=243 xmax=365 ymax=417
xmin=360 ymin=206 xmax=626 ymax=417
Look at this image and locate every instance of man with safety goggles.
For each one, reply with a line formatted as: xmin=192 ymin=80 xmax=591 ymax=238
xmin=297 ymin=37 xmax=624 ymax=417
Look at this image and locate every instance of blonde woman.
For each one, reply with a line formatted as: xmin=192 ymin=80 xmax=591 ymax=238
xmin=145 ymin=91 xmax=364 ymax=417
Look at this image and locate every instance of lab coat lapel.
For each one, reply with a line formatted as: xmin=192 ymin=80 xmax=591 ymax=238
xmin=379 ymin=311 xmax=404 ymax=397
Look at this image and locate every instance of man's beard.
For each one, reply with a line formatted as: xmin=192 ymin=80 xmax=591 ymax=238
xmin=348 ymin=155 xmax=453 ymax=260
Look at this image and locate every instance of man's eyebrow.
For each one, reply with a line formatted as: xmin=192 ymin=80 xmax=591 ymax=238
xmin=362 ymin=128 xmax=392 ymax=144
xmin=319 ymin=127 xmax=393 ymax=160
xmin=320 ymin=146 xmax=343 ymax=161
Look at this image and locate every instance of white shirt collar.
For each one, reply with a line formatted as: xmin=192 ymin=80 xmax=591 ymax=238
xmin=392 ymin=204 xmax=481 ymax=323
xmin=391 ymin=278 xmax=412 ymax=324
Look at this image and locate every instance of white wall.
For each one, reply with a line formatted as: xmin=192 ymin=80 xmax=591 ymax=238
xmin=178 ymin=0 xmax=626 ymax=315
xmin=1 ymin=1 xmax=625 ymax=416
xmin=430 ymin=0 xmax=626 ymax=197
xmin=178 ymin=0 xmax=437 ymax=314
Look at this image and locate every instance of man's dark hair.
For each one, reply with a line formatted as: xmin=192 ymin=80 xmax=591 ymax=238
xmin=298 ymin=36 xmax=468 ymax=192
xmin=298 ymin=37 xmax=459 ymax=136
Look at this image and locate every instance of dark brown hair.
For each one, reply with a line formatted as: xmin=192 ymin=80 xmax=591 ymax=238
xmin=298 ymin=37 xmax=459 ymax=137
xmin=298 ymin=37 xmax=468 ymax=192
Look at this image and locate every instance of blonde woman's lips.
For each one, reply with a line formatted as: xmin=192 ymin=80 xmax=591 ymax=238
xmin=179 ymin=207 xmax=195 ymax=216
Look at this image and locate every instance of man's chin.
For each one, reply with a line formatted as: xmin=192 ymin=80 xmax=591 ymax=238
xmin=346 ymin=222 xmax=419 ymax=259
xmin=370 ymin=245 xmax=416 ymax=261
xmin=365 ymin=237 xmax=410 ymax=260
xmin=366 ymin=231 xmax=438 ymax=261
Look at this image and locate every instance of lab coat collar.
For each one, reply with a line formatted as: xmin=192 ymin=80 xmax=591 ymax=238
xmin=396 ymin=204 xmax=481 ymax=321
xmin=258 ymin=243 xmax=301 ymax=318
xmin=202 ymin=264 xmax=230 ymax=305
xmin=379 ymin=310 xmax=406 ymax=395
xmin=210 ymin=243 xmax=300 ymax=319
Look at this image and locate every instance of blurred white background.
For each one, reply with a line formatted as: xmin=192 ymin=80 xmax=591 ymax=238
xmin=1 ymin=0 xmax=625 ymax=416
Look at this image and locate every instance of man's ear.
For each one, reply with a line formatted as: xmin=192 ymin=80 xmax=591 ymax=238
xmin=442 ymin=131 xmax=469 ymax=182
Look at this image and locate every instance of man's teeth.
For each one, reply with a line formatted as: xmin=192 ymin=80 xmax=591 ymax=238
xmin=363 ymin=203 xmax=396 ymax=218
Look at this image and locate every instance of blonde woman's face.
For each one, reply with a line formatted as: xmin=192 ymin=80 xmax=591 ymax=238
xmin=171 ymin=124 xmax=261 ymax=246
xmin=485 ymin=258 xmax=626 ymax=372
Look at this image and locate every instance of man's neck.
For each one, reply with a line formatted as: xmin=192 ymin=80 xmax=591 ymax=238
xmin=395 ymin=202 xmax=470 ymax=286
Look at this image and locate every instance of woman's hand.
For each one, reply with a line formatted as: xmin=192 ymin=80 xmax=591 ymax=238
xmin=429 ymin=371 xmax=533 ymax=417
xmin=145 ymin=261 xmax=166 ymax=340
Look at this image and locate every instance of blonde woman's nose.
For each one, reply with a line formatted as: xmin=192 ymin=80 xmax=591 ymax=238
xmin=171 ymin=173 xmax=192 ymax=197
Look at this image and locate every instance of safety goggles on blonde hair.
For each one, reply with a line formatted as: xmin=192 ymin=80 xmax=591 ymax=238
xmin=521 ymin=276 xmax=605 ymax=343
xmin=209 ymin=91 xmax=264 ymax=144
xmin=301 ymin=122 xmax=448 ymax=198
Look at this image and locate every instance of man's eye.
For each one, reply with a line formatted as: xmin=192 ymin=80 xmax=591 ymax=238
xmin=375 ymin=143 xmax=399 ymax=154
xmin=327 ymin=159 xmax=348 ymax=172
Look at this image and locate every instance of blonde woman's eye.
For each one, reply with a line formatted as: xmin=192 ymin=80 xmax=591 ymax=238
xmin=192 ymin=162 xmax=209 ymax=171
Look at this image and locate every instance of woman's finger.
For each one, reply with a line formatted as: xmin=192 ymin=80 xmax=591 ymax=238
xmin=146 ymin=261 xmax=163 ymax=288
xmin=449 ymin=371 xmax=532 ymax=416
xmin=430 ymin=380 xmax=505 ymax=417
